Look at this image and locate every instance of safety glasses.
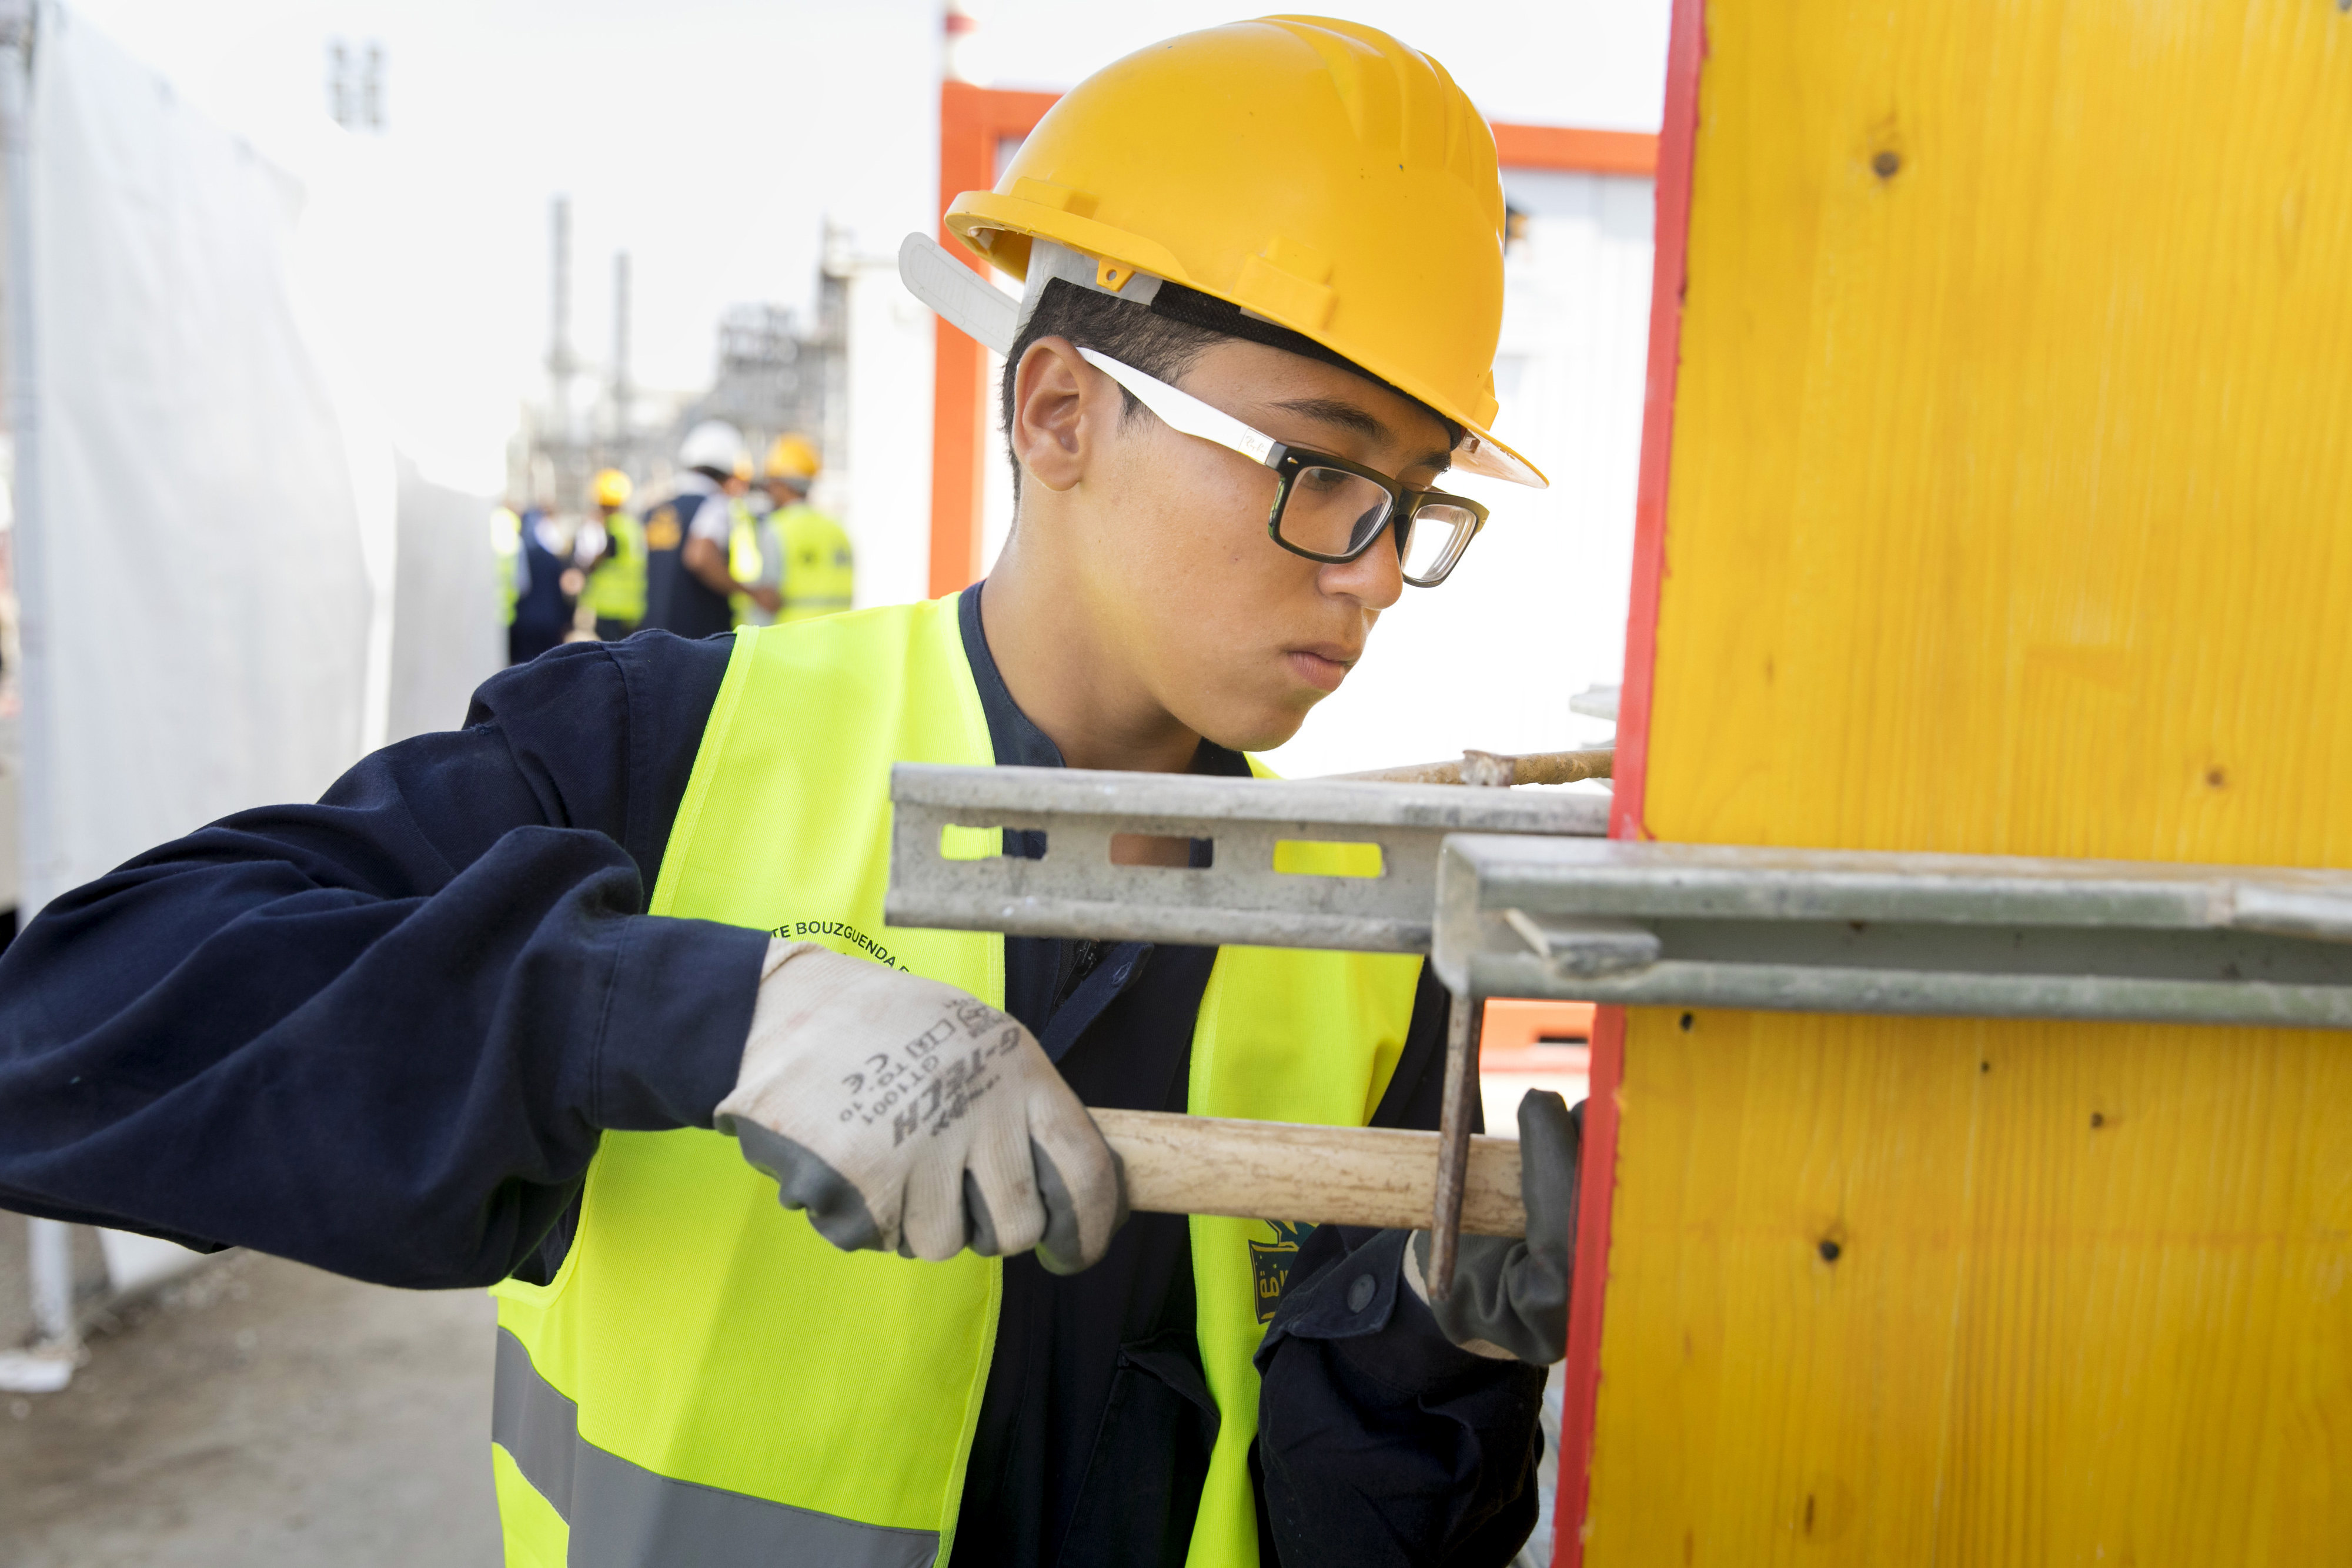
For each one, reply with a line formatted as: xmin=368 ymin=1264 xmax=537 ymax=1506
xmin=1075 ymin=347 xmax=1489 ymax=587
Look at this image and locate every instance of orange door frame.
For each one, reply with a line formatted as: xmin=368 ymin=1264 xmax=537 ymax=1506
xmin=929 ymin=81 xmax=1062 ymax=599
xmin=926 ymin=81 xmax=1661 ymax=599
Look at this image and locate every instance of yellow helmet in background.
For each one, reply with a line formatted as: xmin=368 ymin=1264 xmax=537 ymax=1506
xmin=943 ymin=15 xmax=1542 ymax=488
xmin=764 ymin=434 xmax=821 ymax=484
xmin=591 ymin=468 xmax=633 ymax=510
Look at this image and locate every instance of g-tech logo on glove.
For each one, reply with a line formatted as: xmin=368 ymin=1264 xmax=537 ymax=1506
xmin=833 ymin=1000 xmax=1017 ymax=1146
xmin=719 ymin=941 xmax=1129 ymax=1272
xmin=836 ymin=1001 xmax=1027 ymax=1151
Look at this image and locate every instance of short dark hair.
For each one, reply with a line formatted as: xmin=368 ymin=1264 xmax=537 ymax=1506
xmin=997 ymin=278 xmax=1461 ymax=497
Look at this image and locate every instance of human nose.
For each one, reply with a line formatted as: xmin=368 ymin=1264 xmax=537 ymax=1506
xmin=1317 ymin=519 xmax=1404 ymax=610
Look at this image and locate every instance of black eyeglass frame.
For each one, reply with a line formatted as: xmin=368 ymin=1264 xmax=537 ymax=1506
xmin=1258 ymin=443 xmax=1491 ymax=588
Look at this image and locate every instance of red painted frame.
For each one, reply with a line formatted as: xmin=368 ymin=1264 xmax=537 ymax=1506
xmin=926 ymin=85 xmax=1663 ymax=598
xmin=1553 ymin=1 xmax=1706 ymax=1563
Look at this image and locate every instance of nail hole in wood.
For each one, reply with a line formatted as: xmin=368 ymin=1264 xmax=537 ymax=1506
xmin=2090 ymin=1112 xmax=2106 ymax=1129
xmin=1871 ymin=149 xmax=1901 ymax=178
xmin=1818 ymin=1239 xmax=1842 ymax=1262
xmin=1679 ymin=1011 xmax=1695 ymax=1032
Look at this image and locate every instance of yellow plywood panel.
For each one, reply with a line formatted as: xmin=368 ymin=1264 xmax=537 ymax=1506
xmin=1587 ymin=0 xmax=2352 ymax=1562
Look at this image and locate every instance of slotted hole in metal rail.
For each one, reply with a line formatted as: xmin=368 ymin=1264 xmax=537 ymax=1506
xmin=1108 ymin=833 xmax=1211 ymax=868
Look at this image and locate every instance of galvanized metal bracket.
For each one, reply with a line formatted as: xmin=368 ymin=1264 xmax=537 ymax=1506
xmin=1432 ymin=836 xmax=2352 ymax=1029
xmin=887 ymin=764 xmax=1609 ymax=953
xmin=885 ymin=765 xmax=2352 ymax=1286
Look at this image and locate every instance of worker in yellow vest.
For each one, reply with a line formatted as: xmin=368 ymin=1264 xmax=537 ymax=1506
xmin=0 ymin=21 xmax=1579 ymax=1567
xmin=724 ymin=487 xmax=784 ymax=628
xmin=490 ymin=502 xmax=522 ymax=632
xmin=759 ymin=433 xmax=854 ymax=621
xmin=579 ymin=468 xmax=647 ymax=641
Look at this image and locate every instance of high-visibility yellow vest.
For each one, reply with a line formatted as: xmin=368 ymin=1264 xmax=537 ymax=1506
xmin=726 ymin=503 xmax=781 ymax=628
xmin=491 ymin=506 xmax=521 ymax=627
xmin=487 ymin=596 xmax=1422 ymax=1567
xmin=774 ymin=502 xmax=854 ymax=621
xmin=580 ymin=510 xmax=646 ymax=627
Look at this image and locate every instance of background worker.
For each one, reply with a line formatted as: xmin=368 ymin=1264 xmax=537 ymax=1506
xmin=642 ymin=420 xmax=773 ymax=638
xmin=724 ymin=476 xmax=784 ymax=627
xmin=490 ymin=499 xmax=522 ymax=643
xmin=0 ymin=19 xmax=1573 ymax=1567
xmin=505 ymin=499 xmax=575 ymax=666
xmin=759 ymin=433 xmax=854 ymax=621
xmin=577 ymin=467 xmax=646 ymax=641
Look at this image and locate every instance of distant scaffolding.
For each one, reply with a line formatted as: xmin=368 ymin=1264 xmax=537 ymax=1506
xmin=690 ymin=296 xmax=841 ymax=453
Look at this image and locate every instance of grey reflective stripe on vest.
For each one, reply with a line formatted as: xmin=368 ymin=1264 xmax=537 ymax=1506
xmin=493 ymin=1329 xmax=940 ymax=1568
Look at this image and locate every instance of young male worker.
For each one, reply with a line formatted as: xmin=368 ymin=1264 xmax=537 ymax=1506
xmin=0 ymin=18 xmax=1582 ymax=1566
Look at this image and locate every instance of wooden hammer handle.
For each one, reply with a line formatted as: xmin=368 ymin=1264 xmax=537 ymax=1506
xmin=1091 ymin=1108 xmax=1528 ymax=1237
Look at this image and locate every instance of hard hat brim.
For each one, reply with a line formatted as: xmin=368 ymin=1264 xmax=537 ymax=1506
xmin=947 ymin=196 xmax=1548 ymax=490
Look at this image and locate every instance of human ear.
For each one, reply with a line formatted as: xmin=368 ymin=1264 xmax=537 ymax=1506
xmin=1009 ymin=336 xmax=1099 ymax=495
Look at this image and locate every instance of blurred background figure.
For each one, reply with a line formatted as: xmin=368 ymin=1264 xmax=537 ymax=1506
xmin=505 ymin=500 xmax=575 ymax=665
xmin=492 ymin=500 xmax=522 ymax=647
xmin=646 ymin=419 xmax=772 ymax=638
xmin=577 ymin=466 xmax=644 ymax=641
xmin=727 ymin=460 xmax=785 ymax=628
xmin=761 ymin=433 xmax=853 ymax=622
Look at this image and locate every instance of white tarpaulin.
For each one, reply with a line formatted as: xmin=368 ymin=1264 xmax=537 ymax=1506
xmin=388 ymin=457 xmax=497 ymax=741
xmin=12 ymin=1 xmax=377 ymax=915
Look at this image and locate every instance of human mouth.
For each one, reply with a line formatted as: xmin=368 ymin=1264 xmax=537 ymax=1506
xmin=1286 ymin=645 xmax=1357 ymax=693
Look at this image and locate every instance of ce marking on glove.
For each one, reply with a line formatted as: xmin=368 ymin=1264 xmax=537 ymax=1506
xmin=834 ymin=1000 xmax=1024 ymax=1149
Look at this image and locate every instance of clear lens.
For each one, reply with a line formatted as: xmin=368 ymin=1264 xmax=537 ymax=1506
xmin=1398 ymin=501 xmax=1479 ymax=583
xmin=1277 ymin=466 xmax=1394 ymax=558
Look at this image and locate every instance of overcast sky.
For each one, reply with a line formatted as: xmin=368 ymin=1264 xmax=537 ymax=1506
xmin=65 ymin=1 xmax=1672 ymax=490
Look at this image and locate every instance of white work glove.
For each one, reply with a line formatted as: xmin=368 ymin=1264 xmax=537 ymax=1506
xmin=713 ymin=940 xmax=1127 ymax=1272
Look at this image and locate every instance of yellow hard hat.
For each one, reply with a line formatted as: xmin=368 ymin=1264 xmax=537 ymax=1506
xmin=591 ymin=468 xmax=633 ymax=509
xmin=764 ymin=434 xmax=821 ymax=483
xmin=943 ymin=16 xmax=1542 ymax=488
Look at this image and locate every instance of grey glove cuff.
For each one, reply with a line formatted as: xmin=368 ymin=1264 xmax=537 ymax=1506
xmin=1408 ymin=1090 xmax=1583 ymax=1365
xmin=1409 ymin=1230 xmax=1565 ymax=1364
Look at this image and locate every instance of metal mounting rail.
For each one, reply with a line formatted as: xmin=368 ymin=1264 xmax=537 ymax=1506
xmin=883 ymin=766 xmax=2352 ymax=1295
xmin=887 ymin=764 xmax=1609 ymax=953
xmin=1431 ymin=837 xmax=2352 ymax=1028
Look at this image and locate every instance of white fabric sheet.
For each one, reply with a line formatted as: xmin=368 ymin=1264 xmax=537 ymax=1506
xmin=387 ymin=458 xmax=498 ymax=743
xmin=16 ymin=5 xmax=376 ymax=913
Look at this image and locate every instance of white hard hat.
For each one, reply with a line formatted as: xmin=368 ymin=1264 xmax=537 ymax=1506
xmin=678 ymin=420 xmax=750 ymax=477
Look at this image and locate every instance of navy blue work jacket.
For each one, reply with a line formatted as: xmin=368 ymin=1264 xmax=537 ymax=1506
xmin=0 ymin=585 xmax=1543 ymax=1566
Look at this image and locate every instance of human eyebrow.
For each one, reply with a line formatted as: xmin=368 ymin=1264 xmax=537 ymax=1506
xmin=1267 ymin=397 xmax=1454 ymax=474
xmin=1268 ymin=396 xmax=1389 ymax=443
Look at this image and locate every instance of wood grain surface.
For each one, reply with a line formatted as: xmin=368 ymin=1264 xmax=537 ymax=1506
xmin=1588 ymin=1 xmax=2352 ymax=1562
xmin=1093 ymin=1109 xmax=1527 ymax=1236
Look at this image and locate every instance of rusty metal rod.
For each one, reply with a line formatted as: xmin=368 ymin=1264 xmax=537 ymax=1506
xmin=1426 ymin=989 xmax=1485 ymax=1300
xmin=1327 ymin=747 xmax=1615 ymax=788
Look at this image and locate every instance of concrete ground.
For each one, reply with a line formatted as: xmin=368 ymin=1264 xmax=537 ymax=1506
xmin=0 ymin=1216 xmax=1563 ymax=1568
xmin=0 ymin=1228 xmax=499 ymax=1568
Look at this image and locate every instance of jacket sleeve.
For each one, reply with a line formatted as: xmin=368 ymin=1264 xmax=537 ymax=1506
xmin=1251 ymin=964 xmax=1551 ymax=1566
xmin=0 ymin=634 xmax=767 ymax=1290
